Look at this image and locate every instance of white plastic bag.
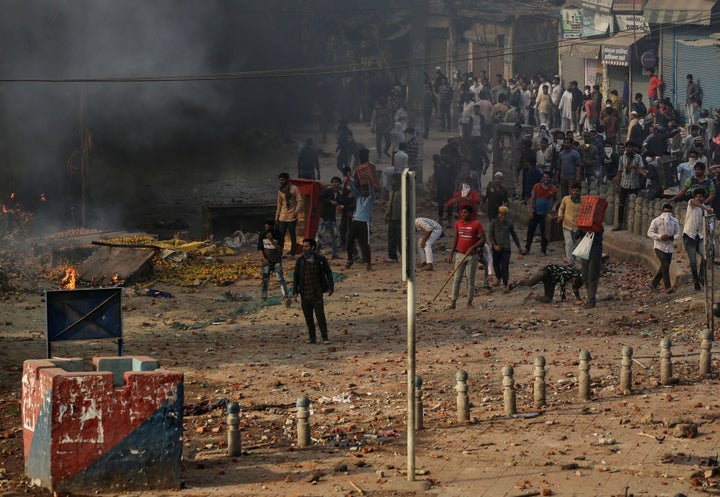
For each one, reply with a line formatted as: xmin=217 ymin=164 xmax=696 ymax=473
xmin=572 ymin=231 xmax=594 ymax=260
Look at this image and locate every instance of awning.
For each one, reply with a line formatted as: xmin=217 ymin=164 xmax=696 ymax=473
xmin=599 ymin=31 xmax=647 ymax=48
xmin=560 ymin=31 xmax=645 ymax=63
xmin=559 ymin=41 xmax=601 ymax=59
xmin=643 ymin=0 xmax=714 ymax=26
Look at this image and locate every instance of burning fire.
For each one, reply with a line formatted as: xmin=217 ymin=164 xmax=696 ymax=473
xmin=10 ymin=192 xmax=15 ymax=200
xmin=61 ymin=267 xmax=78 ymax=289
xmin=40 ymin=193 xmax=46 ymax=202
xmin=112 ymin=273 xmax=120 ymax=284
xmin=1 ymin=205 xmax=6 ymax=214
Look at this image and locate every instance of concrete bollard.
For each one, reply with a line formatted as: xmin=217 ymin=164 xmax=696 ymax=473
xmin=700 ymin=329 xmax=713 ymax=377
xmin=533 ymin=356 xmax=546 ymax=409
xmin=620 ymin=346 xmax=633 ymax=394
xmin=415 ymin=375 xmax=424 ymax=431
xmin=503 ymin=365 xmax=517 ymax=416
xmin=578 ymin=350 xmax=591 ymax=401
xmin=660 ymin=338 xmax=673 ymax=385
xmin=606 ymin=186 xmax=616 ymax=226
xmin=634 ymin=195 xmax=643 ymax=236
xmin=455 ymin=370 xmax=469 ymax=422
xmin=227 ymin=401 xmax=241 ymax=457
xmin=640 ymin=198 xmax=649 ymax=237
xmin=296 ymin=396 xmax=311 ymax=448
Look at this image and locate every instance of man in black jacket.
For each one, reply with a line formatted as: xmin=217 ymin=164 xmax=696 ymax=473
xmin=294 ymin=238 xmax=334 ymax=344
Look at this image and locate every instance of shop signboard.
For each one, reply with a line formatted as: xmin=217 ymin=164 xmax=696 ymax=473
xmin=616 ymin=14 xmax=650 ymax=32
xmin=561 ymin=9 xmax=583 ymax=38
xmin=602 ymin=45 xmax=631 ymax=65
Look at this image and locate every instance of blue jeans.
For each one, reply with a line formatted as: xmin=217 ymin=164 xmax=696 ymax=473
xmin=317 ymin=220 xmax=340 ymax=256
xmin=683 ymin=234 xmax=706 ymax=285
xmin=452 ymin=251 xmax=478 ymax=303
xmin=261 ymin=261 xmax=288 ymax=299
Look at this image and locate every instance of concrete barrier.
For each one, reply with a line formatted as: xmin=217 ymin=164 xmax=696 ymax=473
xmin=22 ymin=356 xmax=183 ymax=492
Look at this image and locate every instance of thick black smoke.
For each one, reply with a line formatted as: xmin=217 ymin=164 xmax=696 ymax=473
xmin=0 ymin=0 xmax=383 ymax=233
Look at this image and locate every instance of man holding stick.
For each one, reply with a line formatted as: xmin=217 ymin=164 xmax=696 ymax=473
xmin=445 ymin=205 xmax=485 ymax=309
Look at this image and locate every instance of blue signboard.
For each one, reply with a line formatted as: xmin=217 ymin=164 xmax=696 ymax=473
xmin=45 ymin=288 xmax=123 ymax=357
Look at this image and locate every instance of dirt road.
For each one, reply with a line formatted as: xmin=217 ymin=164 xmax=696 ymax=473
xmin=0 ymin=123 xmax=718 ymax=497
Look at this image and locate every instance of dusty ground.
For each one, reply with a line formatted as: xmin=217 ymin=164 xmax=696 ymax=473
xmin=1 ymin=124 xmax=719 ymax=497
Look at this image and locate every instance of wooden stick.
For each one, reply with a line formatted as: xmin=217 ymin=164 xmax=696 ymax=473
xmin=632 ymin=358 xmax=648 ymax=369
xmin=433 ymin=251 xmax=470 ymax=301
xmin=348 ymin=481 xmax=365 ymax=495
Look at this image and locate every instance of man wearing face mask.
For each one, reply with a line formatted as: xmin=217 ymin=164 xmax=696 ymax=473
xmin=557 ymin=183 xmax=583 ymax=266
xmin=677 ymin=151 xmax=699 ymax=187
xmin=445 ymin=177 xmax=482 ymax=220
xmin=612 ymin=141 xmax=645 ymax=230
xmin=647 ymin=203 xmax=680 ymax=293
xmin=294 ymin=238 xmax=334 ymax=344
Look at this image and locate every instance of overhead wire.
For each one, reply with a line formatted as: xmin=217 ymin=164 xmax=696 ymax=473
xmin=0 ymin=7 xmax=717 ymax=84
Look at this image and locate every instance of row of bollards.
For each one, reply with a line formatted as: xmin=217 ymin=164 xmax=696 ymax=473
xmin=226 ymin=333 xmax=714 ymax=451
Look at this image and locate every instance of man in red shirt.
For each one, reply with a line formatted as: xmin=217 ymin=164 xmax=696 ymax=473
xmin=446 ymin=205 xmax=486 ymax=309
xmin=648 ymin=70 xmax=664 ymax=103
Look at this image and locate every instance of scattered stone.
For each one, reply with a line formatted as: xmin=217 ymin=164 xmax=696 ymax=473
xmin=673 ymin=423 xmax=698 ymax=439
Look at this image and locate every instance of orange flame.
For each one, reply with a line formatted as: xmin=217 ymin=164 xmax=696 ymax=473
xmin=112 ymin=273 xmax=120 ymax=284
xmin=1 ymin=205 xmax=6 ymax=214
xmin=40 ymin=193 xmax=46 ymax=202
xmin=10 ymin=192 xmax=15 ymax=200
xmin=61 ymin=267 xmax=78 ymax=289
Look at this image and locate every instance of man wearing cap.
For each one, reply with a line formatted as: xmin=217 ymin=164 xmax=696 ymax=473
xmin=647 ymin=203 xmax=680 ymax=292
xmin=485 ymin=171 xmax=509 ymax=221
xmin=488 ymin=205 xmax=523 ymax=292
xmin=671 ymin=161 xmax=715 ymax=204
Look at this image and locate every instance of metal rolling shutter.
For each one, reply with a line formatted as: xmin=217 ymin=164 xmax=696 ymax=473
xmin=561 ymin=53 xmax=585 ymax=87
xmin=660 ymin=28 xmax=676 ymax=108
xmin=674 ymin=27 xmax=720 ymax=116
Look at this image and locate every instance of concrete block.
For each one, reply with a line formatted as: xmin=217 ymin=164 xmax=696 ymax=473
xmin=22 ymin=356 xmax=183 ymax=492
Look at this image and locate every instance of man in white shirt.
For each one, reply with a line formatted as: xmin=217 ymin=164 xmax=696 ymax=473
xmin=550 ymin=75 xmax=563 ymax=128
xmin=415 ymin=217 xmax=443 ymax=271
xmin=682 ymin=188 xmax=714 ymax=290
xmin=646 ymin=203 xmax=680 ymax=292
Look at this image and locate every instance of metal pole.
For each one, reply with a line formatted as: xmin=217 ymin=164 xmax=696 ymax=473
xmin=402 ymin=169 xmax=416 ymax=481
xmin=703 ymin=215 xmax=715 ymax=333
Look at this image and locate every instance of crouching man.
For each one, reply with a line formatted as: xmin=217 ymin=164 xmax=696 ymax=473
xmin=519 ymin=264 xmax=583 ymax=303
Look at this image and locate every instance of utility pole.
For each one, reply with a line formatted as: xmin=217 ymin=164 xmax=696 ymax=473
xmin=408 ymin=0 xmax=428 ymax=183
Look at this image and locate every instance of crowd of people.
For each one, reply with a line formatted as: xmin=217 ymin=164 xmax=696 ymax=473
xmin=265 ymin=67 xmax=720 ymax=343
